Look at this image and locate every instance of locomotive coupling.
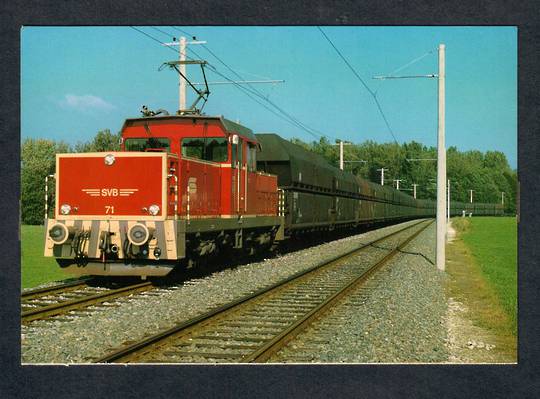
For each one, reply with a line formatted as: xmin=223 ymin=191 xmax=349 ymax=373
xmin=127 ymin=223 xmax=155 ymax=246
xmin=99 ymin=231 xmax=118 ymax=254
xmin=48 ymin=223 xmax=77 ymax=245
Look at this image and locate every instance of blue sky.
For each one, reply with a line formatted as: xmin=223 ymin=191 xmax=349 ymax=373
xmin=21 ymin=26 xmax=517 ymax=168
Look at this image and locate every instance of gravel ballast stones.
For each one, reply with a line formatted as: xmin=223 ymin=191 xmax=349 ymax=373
xmin=272 ymin=221 xmax=448 ymax=363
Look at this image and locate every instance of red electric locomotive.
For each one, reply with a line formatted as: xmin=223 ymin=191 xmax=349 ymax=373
xmin=44 ymin=114 xmax=282 ymax=277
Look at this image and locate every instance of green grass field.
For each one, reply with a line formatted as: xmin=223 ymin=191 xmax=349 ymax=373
xmin=459 ymin=217 xmax=517 ymax=333
xmin=21 ymin=225 xmax=71 ymax=288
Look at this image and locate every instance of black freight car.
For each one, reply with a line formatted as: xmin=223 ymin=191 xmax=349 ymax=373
xmin=256 ymin=133 xmax=436 ymax=238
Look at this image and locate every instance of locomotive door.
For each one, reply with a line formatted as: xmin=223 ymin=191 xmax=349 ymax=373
xmin=232 ymin=135 xmax=246 ymax=215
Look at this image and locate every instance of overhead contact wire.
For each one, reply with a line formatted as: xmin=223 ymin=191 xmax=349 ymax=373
xmin=132 ymin=26 xmax=333 ymax=141
xmin=317 ymin=26 xmax=400 ymax=145
xmin=197 ymin=41 xmax=332 ymax=140
xmin=388 ymin=49 xmax=436 ymax=77
xmin=169 ymin=27 xmax=332 ymax=140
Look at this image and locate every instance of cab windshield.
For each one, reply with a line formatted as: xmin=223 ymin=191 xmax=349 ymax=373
xmin=124 ymin=137 xmax=171 ymax=152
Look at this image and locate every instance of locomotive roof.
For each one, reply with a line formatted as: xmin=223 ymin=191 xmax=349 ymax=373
xmin=122 ymin=115 xmax=258 ymax=142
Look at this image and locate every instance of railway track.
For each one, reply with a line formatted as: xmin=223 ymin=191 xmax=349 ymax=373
xmin=95 ymin=219 xmax=433 ymax=363
xmin=21 ymin=279 xmax=155 ymax=323
xmin=22 ymin=278 xmax=94 ymax=300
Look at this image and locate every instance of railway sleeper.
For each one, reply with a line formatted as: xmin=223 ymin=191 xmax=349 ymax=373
xmin=210 ymin=329 xmax=276 ymax=338
xmin=221 ymin=321 xmax=290 ymax=328
xmin=161 ymin=351 xmax=240 ymax=359
xmin=196 ymin=334 xmax=266 ymax=343
xmin=174 ymin=342 xmax=258 ymax=351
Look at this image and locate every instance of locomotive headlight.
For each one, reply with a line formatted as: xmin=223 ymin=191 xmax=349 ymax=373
xmin=148 ymin=204 xmax=160 ymax=216
xmin=49 ymin=224 xmax=66 ymax=243
xmin=49 ymin=223 xmax=75 ymax=245
xmin=60 ymin=204 xmax=71 ymax=215
xmin=127 ymin=223 xmax=154 ymax=246
xmin=104 ymin=154 xmax=115 ymax=166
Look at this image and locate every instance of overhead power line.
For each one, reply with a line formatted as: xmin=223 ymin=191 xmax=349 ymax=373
xmin=206 ymin=63 xmax=328 ymax=140
xmin=170 ymin=26 xmax=196 ymax=39
xmin=131 ymin=26 xmax=333 ymax=140
xmin=150 ymin=26 xmax=177 ymax=40
xmin=196 ymin=40 xmax=333 ymax=140
xmin=131 ymin=26 xmax=199 ymax=64
xmin=168 ymin=27 xmax=333 ymax=140
xmin=388 ymin=49 xmax=436 ymax=77
xmin=317 ymin=26 xmax=399 ymax=145
xmin=167 ymin=27 xmax=332 ymax=140
xmin=317 ymin=27 xmax=374 ymax=97
xmin=130 ymin=26 xmax=178 ymax=51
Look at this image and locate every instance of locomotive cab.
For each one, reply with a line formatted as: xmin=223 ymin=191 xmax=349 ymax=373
xmin=120 ymin=115 xmax=277 ymax=218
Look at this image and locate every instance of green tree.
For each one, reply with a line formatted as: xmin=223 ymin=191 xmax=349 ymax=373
xmin=21 ymin=138 xmax=70 ymax=225
xmin=288 ymin=137 xmax=517 ymax=213
xmin=74 ymin=129 xmax=121 ymax=152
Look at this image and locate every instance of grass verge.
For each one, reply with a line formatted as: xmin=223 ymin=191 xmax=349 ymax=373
xmin=445 ymin=217 xmax=517 ymax=362
xmin=453 ymin=217 xmax=517 ymax=334
xmin=21 ymin=225 xmax=71 ymax=289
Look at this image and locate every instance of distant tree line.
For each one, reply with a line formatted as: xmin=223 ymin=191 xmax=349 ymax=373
xmin=20 ymin=129 xmax=517 ymax=225
xmin=21 ymin=129 xmax=121 ymax=225
xmin=290 ymin=137 xmax=517 ymax=214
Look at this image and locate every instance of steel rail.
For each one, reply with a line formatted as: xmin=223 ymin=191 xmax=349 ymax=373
xmin=245 ymin=219 xmax=433 ymax=362
xmin=95 ymin=219 xmax=430 ymax=363
xmin=22 ymin=281 xmax=153 ymax=323
xmin=21 ymin=278 xmax=94 ymax=300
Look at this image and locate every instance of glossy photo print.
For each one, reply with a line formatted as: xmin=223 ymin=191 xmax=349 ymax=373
xmin=21 ymin=26 xmax=517 ymax=364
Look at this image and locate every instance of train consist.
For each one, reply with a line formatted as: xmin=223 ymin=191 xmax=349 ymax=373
xmin=44 ymin=113 xmax=503 ymax=277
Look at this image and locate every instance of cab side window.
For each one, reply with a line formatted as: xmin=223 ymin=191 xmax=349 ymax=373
xmin=205 ymin=138 xmax=228 ymax=162
xmin=181 ymin=138 xmax=204 ymax=159
xmin=182 ymin=137 xmax=228 ymax=162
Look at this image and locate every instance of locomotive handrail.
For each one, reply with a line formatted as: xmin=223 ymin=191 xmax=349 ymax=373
xmin=44 ymin=174 xmax=55 ymax=220
xmin=278 ymin=189 xmax=285 ymax=217
xmin=186 ymin=181 xmax=190 ymax=223
xmin=167 ymin=174 xmax=178 ymax=221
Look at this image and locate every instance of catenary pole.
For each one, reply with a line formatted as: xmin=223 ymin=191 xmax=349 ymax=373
xmin=179 ymin=37 xmax=186 ymax=111
xmin=413 ymin=183 xmax=418 ymax=199
xmin=447 ymin=179 xmax=450 ymax=222
xmin=377 ymin=168 xmax=386 ymax=185
xmin=340 ymin=140 xmax=344 ymax=170
xmin=372 ymin=46 xmax=445 ymax=270
xmin=335 ymin=140 xmax=352 ymax=170
xmin=163 ymin=36 xmax=207 ymax=112
xmin=436 ymin=44 xmax=446 ymax=271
